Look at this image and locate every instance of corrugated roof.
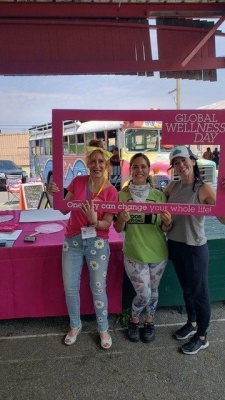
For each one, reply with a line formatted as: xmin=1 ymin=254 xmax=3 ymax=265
xmin=0 ymin=0 xmax=224 ymax=4
xmin=1 ymin=1 xmax=224 ymax=19
xmin=0 ymin=1 xmax=224 ymax=79
xmin=198 ymin=100 xmax=225 ymax=109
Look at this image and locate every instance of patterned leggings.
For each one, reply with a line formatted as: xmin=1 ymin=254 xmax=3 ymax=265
xmin=124 ymin=256 xmax=167 ymax=319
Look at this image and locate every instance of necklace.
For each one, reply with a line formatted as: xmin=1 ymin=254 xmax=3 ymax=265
xmin=89 ymin=178 xmax=106 ymax=200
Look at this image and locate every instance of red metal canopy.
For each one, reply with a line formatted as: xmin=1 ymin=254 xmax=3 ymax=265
xmin=0 ymin=1 xmax=225 ymax=81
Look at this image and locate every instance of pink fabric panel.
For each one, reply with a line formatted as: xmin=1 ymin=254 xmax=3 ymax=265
xmin=0 ymin=211 xmax=124 ymax=319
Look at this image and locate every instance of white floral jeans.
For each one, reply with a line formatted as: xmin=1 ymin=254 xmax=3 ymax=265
xmin=62 ymin=234 xmax=110 ymax=331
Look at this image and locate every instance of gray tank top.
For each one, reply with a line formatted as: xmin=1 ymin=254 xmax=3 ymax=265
xmin=167 ymin=181 xmax=206 ymax=246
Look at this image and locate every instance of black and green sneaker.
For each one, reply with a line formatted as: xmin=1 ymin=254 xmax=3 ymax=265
xmin=173 ymin=322 xmax=197 ymax=340
xmin=180 ymin=333 xmax=209 ymax=355
xmin=127 ymin=319 xmax=140 ymax=342
xmin=143 ymin=322 xmax=155 ymax=343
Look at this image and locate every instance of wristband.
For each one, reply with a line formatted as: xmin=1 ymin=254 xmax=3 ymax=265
xmin=163 ymin=221 xmax=173 ymax=228
xmin=91 ymin=221 xmax=99 ymax=228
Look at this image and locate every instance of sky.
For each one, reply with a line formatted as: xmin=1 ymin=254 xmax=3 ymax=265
xmin=0 ymin=23 xmax=224 ymax=133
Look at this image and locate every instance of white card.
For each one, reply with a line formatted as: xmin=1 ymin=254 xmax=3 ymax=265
xmin=81 ymin=226 xmax=96 ymax=239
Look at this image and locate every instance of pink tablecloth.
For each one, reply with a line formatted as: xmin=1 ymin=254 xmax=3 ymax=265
xmin=0 ymin=211 xmax=124 ymax=320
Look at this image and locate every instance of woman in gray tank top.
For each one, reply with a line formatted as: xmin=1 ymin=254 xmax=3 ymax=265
xmin=163 ymin=145 xmax=225 ymax=355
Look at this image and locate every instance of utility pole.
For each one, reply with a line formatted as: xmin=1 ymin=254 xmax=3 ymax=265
xmin=168 ymin=79 xmax=181 ymax=109
xmin=176 ymin=79 xmax=181 ymax=109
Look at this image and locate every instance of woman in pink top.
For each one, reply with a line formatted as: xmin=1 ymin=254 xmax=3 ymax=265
xmin=49 ymin=140 xmax=118 ymax=349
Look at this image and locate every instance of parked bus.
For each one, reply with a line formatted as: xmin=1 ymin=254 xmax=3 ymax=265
xmin=29 ymin=119 xmax=122 ymax=188
xmin=78 ymin=121 xmax=216 ymax=190
xmin=29 ymin=119 xmax=217 ymax=191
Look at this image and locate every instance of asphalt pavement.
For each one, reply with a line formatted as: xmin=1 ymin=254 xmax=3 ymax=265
xmin=0 ymin=190 xmax=20 ymax=211
xmin=1 ymin=191 xmax=225 ymax=400
xmin=1 ymin=305 xmax=225 ymax=400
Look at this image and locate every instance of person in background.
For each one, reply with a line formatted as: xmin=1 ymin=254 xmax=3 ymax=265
xmin=164 ymin=146 xmax=225 ymax=355
xmin=212 ymin=147 xmax=220 ymax=168
xmin=202 ymin=147 xmax=213 ymax=161
xmin=48 ymin=139 xmax=118 ymax=349
xmin=110 ymin=145 xmax=120 ymax=177
xmin=114 ymin=153 xmax=172 ymax=344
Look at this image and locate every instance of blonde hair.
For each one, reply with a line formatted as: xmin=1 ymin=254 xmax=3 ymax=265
xmin=86 ymin=139 xmax=111 ymax=178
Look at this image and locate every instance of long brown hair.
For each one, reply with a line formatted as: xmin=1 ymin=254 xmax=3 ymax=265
xmin=129 ymin=153 xmax=154 ymax=186
xmin=169 ymin=157 xmax=204 ymax=192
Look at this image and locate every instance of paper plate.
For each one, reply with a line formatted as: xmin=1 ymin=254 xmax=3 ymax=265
xmin=35 ymin=223 xmax=64 ymax=234
xmin=0 ymin=215 xmax=14 ymax=223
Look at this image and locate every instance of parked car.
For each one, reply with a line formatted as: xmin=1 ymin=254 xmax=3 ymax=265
xmin=0 ymin=160 xmax=28 ymax=190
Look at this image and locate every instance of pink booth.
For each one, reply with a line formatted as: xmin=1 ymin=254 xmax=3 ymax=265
xmin=0 ymin=211 xmax=124 ymax=320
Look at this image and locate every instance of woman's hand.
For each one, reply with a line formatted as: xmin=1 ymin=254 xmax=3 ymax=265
xmin=46 ymin=180 xmax=71 ymax=215
xmin=81 ymin=200 xmax=98 ymax=225
xmin=113 ymin=209 xmax=130 ymax=232
xmin=47 ymin=180 xmax=60 ymax=195
xmin=160 ymin=210 xmax=172 ymax=226
xmin=160 ymin=210 xmax=173 ymax=232
xmin=118 ymin=210 xmax=131 ymax=223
